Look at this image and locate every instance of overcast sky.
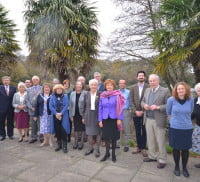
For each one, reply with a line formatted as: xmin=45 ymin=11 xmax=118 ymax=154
xmin=0 ymin=0 xmax=120 ymax=56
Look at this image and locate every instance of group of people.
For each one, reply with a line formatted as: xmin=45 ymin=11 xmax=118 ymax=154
xmin=0 ymin=71 xmax=200 ymax=178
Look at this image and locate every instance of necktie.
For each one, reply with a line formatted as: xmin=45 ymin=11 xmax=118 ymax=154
xmin=5 ymin=86 xmax=9 ymax=96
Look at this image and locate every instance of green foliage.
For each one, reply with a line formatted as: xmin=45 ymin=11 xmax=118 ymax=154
xmin=128 ymin=140 xmax=135 ymax=147
xmin=150 ymin=0 xmax=200 ymax=83
xmin=24 ymin=0 xmax=99 ymax=81
xmin=0 ymin=4 xmax=20 ymax=71
xmin=166 ymin=144 xmax=173 ymax=153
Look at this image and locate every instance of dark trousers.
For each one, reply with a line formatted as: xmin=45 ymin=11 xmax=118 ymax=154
xmin=54 ymin=117 xmax=67 ymax=141
xmin=0 ymin=110 xmax=14 ymax=137
xmin=133 ymin=116 xmax=147 ymax=150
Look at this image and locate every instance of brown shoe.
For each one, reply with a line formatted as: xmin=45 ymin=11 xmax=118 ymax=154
xmin=143 ymin=157 xmax=157 ymax=162
xmin=132 ymin=148 xmax=141 ymax=154
xmin=157 ymin=162 xmax=166 ymax=169
xmin=142 ymin=150 xmax=148 ymax=157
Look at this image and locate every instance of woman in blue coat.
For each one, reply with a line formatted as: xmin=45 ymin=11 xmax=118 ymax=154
xmin=49 ymin=84 xmax=70 ymax=153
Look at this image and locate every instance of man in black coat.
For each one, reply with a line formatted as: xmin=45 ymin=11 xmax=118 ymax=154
xmin=0 ymin=76 xmax=16 ymax=140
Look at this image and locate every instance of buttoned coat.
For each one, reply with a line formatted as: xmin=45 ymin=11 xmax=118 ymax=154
xmin=141 ymin=86 xmax=170 ymax=128
xmin=26 ymin=86 xmax=42 ymax=115
xmin=0 ymin=85 xmax=16 ymax=113
xmin=12 ymin=92 xmax=29 ymax=113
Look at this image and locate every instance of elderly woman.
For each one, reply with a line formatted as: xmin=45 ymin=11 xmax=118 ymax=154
xmin=99 ymin=79 xmax=125 ymax=162
xmin=63 ymin=79 xmax=72 ymax=142
xmin=34 ymin=83 xmax=53 ymax=146
xmin=191 ymin=83 xmax=200 ymax=168
xmin=69 ymin=81 xmax=87 ymax=150
xmin=49 ymin=84 xmax=70 ymax=153
xmin=82 ymin=79 xmax=101 ymax=157
xmin=12 ymin=82 xmax=29 ymax=142
xmin=166 ymin=82 xmax=194 ymax=177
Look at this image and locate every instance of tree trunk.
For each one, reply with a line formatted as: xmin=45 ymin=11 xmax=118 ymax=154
xmin=193 ymin=62 xmax=200 ymax=83
xmin=58 ymin=70 xmax=70 ymax=83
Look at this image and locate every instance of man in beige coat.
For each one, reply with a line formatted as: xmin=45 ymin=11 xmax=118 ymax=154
xmin=141 ymin=74 xmax=170 ymax=169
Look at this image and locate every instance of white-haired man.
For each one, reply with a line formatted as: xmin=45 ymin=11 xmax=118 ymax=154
xmin=141 ymin=74 xmax=170 ymax=169
xmin=27 ymin=76 xmax=42 ymax=143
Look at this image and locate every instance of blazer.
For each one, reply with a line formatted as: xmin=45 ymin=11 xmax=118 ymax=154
xmin=12 ymin=92 xmax=29 ymax=113
xmin=82 ymin=91 xmax=101 ymax=125
xmin=49 ymin=94 xmax=70 ymax=134
xmin=34 ymin=94 xmax=51 ymax=117
xmin=141 ymin=86 xmax=170 ymax=128
xmin=26 ymin=85 xmax=42 ymax=115
xmin=0 ymin=85 xmax=16 ymax=113
xmin=69 ymin=90 xmax=87 ymax=118
xmin=130 ymin=83 xmax=149 ymax=117
xmin=98 ymin=95 xmax=123 ymax=121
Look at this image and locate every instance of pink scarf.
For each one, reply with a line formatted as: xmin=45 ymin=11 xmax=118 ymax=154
xmin=100 ymin=90 xmax=125 ymax=117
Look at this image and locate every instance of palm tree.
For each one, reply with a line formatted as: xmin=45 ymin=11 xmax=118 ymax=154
xmin=24 ymin=0 xmax=99 ymax=82
xmin=150 ymin=0 xmax=200 ymax=84
xmin=0 ymin=4 xmax=20 ymax=73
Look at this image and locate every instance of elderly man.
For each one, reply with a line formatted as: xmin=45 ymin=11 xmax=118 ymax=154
xmin=27 ymin=76 xmax=42 ymax=143
xmin=52 ymin=78 xmax=60 ymax=86
xmin=141 ymin=74 xmax=170 ymax=169
xmin=94 ymin=72 xmax=105 ymax=91
xmin=0 ymin=76 xmax=16 ymax=140
xmin=118 ymin=79 xmax=132 ymax=152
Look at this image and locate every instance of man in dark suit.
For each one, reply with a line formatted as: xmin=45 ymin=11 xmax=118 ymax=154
xmin=130 ymin=71 xmax=149 ymax=156
xmin=0 ymin=76 xmax=16 ymax=140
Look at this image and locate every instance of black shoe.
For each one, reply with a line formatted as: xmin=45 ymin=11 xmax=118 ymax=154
xmin=174 ymin=167 xmax=180 ymax=176
xmin=100 ymin=153 xmax=110 ymax=162
xmin=112 ymin=154 xmax=116 ymax=162
xmin=18 ymin=138 xmax=23 ymax=143
xmin=0 ymin=136 xmax=5 ymax=141
xmin=183 ymin=168 xmax=190 ymax=177
xmin=85 ymin=149 xmax=94 ymax=156
xmin=55 ymin=141 xmax=62 ymax=152
xmin=9 ymin=136 xmax=14 ymax=140
xmin=78 ymin=144 xmax=83 ymax=150
xmin=95 ymin=151 xmax=100 ymax=158
xmin=29 ymin=139 xmax=37 ymax=143
xmin=73 ymin=143 xmax=78 ymax=149
xmin=62 ymin=141 xmax=68 ymax=153
xmin=123 ymin=146 xmax=129 ymax=152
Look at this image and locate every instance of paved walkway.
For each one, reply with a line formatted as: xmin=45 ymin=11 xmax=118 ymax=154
xmin=0 ymin=131 xmax=199 ymax=182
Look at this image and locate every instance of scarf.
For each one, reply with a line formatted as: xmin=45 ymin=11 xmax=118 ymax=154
xmin=100 ymin=90 xmax=125 ymax=117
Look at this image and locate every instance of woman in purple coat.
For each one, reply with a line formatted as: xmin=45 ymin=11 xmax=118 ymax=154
xmin=98 ymin=79 xmax=125 ymax=162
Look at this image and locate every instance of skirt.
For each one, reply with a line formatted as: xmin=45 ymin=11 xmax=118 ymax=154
xmin=169 ymin=128 xmax=193 ymax=150
xmin=15 ymin=111 xmax=29 ymax=129
xmin=191 ymin=124 xmax=200 ymax=154
xmin=102 ymin=118 xmax=120 ymax=140
xmin=74 ymin=113 xmax=85 ymax=132
xmin=85 ymin=110 xmax=101 ymax=136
